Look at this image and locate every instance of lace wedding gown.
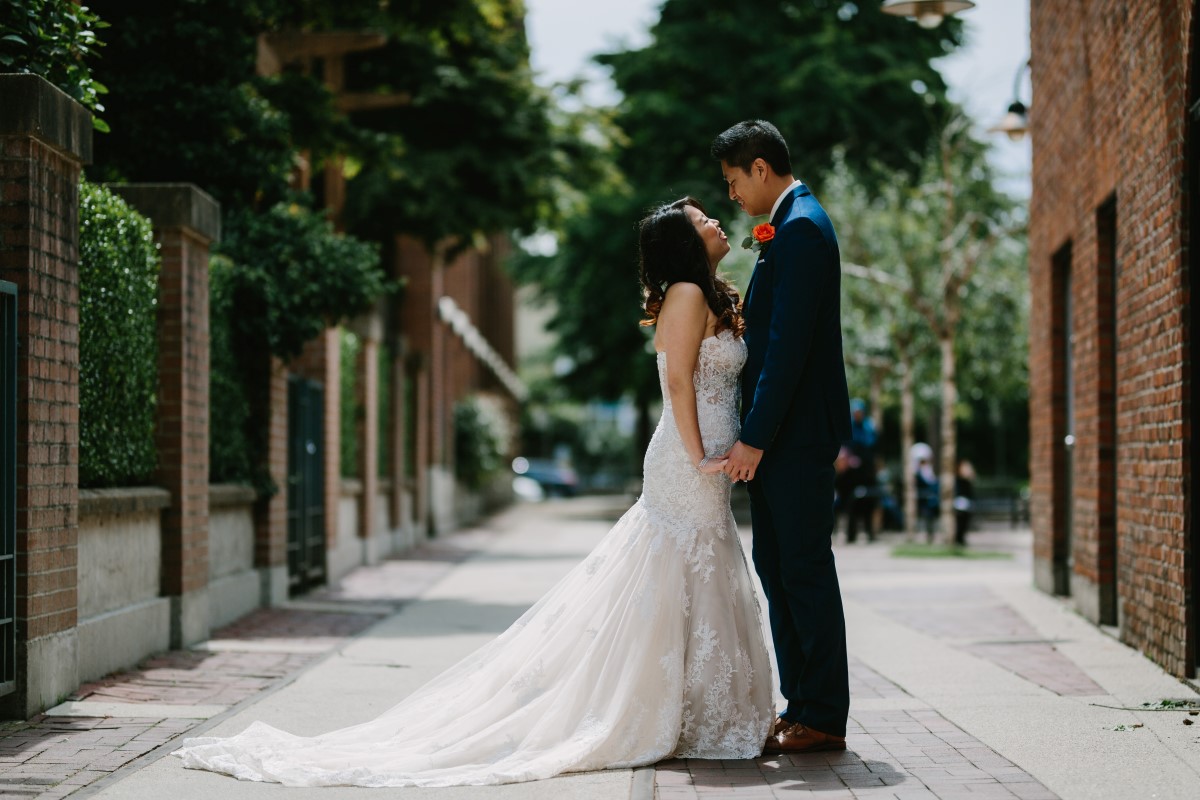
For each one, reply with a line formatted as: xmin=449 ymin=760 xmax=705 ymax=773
xmin=175 ymin=329 xmax=773 ymax=787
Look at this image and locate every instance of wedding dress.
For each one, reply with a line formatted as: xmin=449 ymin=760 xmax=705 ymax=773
xmin=175 ymin=329 xmax=773 ymax=787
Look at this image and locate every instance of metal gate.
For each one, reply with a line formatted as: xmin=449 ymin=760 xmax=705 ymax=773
xmin=287 ymin=376 xmax=326 ymax=595
xmin=1 ymin=281 xmax=16 ymax=697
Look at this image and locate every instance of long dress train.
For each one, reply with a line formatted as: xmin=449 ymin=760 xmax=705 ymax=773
xmin=174 ymin=329 xmax=773 ymax=787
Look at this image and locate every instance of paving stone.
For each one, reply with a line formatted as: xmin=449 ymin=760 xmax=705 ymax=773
xmin=655 ymin=660 xmax=1058 ymax=800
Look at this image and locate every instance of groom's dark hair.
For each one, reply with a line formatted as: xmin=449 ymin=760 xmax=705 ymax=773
xmin=710 ymin=120 xmax=792 ymax=176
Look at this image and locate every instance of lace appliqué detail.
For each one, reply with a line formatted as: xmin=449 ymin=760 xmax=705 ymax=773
xmin=641 ymin=331 xmax=746 ymax=584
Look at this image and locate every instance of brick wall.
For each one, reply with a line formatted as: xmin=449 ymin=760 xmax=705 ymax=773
xmin=395 ymin=235 xmax=432 ymax=531
xmin=0 ymin=75 xmax=92 ymax=717
xmin=355 ymin=336 xmax=379 ymax=540
xmin=1030 ymin=0 xmax=1195 ymax=675
xmin=109 ymin=184 xmax=220 ymax=647
xmin=254 ymin=355 xmax=290 ymax=604
xmin=393 ymin=233 xmax=519 ymax=533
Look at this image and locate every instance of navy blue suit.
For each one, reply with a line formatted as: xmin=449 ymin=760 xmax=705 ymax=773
xmin=740 ymin=183 xmax=851 ymax=737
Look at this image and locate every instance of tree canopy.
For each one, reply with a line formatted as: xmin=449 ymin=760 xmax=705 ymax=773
xmin=516 ymin=0 xmax=966 ymax=408
xmin=90 ymin=0 xmax=568 ymax=250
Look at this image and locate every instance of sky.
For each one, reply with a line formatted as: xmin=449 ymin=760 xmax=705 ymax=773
xmin=524 ymin=0 xmax=1032 ymax=197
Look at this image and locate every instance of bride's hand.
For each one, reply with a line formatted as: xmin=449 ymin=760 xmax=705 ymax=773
xmin=697 ymin=456 xmax=729 ymax=475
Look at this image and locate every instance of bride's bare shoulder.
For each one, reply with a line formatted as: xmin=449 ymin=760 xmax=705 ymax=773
xmin=661 ymin=281 xmax=705 ymax=309
xmin=663 ymin=281 xmax=703 ymax=298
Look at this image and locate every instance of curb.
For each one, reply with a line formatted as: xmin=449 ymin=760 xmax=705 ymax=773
xmin=630 ymin=765 xmax=655 ymax=800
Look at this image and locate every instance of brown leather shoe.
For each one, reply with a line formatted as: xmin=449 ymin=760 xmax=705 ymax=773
xmin=763 ymin=716 xmax=790 ymax=749
xmin=770 ymin=722 xmax=847 ymax=753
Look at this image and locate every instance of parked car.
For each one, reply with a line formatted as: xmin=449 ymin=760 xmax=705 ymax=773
xmin=511 ymin=457 xmax=578 ymax=499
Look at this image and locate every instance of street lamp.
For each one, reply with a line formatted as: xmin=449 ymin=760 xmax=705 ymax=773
xmin=881 ymin=0 xmax=976 ymax=29
xmin=989 ymin=101 xmax=1030 ymax=142
xmin=988 ymin=61 xmax=1032 ymax=142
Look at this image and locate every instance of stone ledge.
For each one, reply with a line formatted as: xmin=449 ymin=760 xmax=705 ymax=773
xmin=0 ymin=73 xmax=93 ymax=163
xmin=79 ymin=486 xmax=171 ymax=518
xmin=107 ymin=183 xmax=221 ymax=243
xmin=209 ymin=483 xmax=257 ymax=510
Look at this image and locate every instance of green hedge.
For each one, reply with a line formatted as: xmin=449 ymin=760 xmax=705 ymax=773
xmin=208 ymin=254 xmax=257 ymax=486
xmin=217 ymin=203 xmax=387 ymax=362
xmin=208 ymin=201 xmax=391 ymax=495
xmin=340 ymin=329 xmax=361 ymax=479
xmin=454 ymin=395 xmax=509 ymax=490
xmin=78 ymin=181 xmax=159 ymax=487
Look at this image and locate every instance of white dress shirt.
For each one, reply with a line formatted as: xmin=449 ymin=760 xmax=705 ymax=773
xmin=769 ymin=179 xmax=804 ymax=222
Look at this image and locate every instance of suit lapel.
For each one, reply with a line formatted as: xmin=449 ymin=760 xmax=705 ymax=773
xmin=744 ymin=185 xmax=801 ymax=311
xmin=745 ymin=184 xmax=812 ymax=312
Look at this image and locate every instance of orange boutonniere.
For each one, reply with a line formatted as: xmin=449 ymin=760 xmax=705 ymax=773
xmin=742 ymin=223 xmax=775 ymax=253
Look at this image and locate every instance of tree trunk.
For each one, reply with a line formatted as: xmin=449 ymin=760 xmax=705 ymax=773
xmin=900 ymin=354 xmax=917 ymax=543
xmin=869 ymin=365 xmax=885 ymax=437
xmin=938 ymin=334 xmax=957 ymax=544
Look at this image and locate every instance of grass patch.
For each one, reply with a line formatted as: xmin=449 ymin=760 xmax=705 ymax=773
xmin=890 ymin=544 xmax=1012 ymax=560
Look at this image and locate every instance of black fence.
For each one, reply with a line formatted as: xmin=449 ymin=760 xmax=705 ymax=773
xmin=287 ymin=376 xmax=326 ymax=595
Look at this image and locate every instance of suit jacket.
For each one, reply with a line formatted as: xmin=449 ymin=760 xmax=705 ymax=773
xmin=739 ymin=183 xmax=851 ymax=453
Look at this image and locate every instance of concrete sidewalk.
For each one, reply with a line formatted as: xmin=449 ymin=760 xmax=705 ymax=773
xmin=3 ymin=496 xmax=1199 ymax=799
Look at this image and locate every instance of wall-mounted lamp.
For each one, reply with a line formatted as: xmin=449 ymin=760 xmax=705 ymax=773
xmin=988 ymin=61 xmax=1032 ymax=142
xmin=881 ymin=0 xmax=976 ymax=29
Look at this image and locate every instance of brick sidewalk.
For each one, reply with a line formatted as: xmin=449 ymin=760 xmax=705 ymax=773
xmin=0 ymin=527 xmax=495 ymax=800
xmin=0 ymin=512 xmax=1078 ymax=800
xmin=651 ymin=528 xmax=1068 ymax=800
xmin=654 ymin=658 xmax=1058 ymax=800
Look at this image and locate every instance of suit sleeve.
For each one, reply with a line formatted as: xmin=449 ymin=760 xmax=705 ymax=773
xmin=740 ymin=217 xmax=832 ymax=451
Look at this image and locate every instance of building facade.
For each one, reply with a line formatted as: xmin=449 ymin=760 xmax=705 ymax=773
xmin=1029 ymin=0 xmax=1197 ymax=677
xmin=0 ymin=73 xmax=522 ymax=719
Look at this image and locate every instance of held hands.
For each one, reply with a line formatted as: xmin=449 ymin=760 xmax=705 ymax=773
xmin=720 ymin=441 xmax=764 ymax=482
xmin=696 ymin=455 xmax=730 ymax=475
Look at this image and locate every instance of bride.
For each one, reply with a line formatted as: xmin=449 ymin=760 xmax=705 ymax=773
xmin=174 ymin=197 xmax=774 ymax=787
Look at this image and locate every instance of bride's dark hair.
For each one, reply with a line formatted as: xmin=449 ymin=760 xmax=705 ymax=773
xmin=638 ymin=197 xmax=744 ymax=336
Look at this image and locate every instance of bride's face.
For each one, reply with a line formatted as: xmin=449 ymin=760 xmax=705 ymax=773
xmin=684 ymin=205 xmax=729 ymax=269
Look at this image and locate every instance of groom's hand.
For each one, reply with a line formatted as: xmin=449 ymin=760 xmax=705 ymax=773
xmin=722 ymin=441 xmax=763 ymax=482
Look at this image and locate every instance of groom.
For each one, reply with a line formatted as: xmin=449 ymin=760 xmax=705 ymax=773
xmin=712 ymin=120 xmax=851 ymax=753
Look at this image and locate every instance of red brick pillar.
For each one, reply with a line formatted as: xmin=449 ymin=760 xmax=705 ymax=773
xmin=255 ymin=356 xmax=290 ymax=606
xmin=414 ymin=365 xmax=431 ymax=534
xmin=356 ymin=332 xmax=379 ymax=545
xmin=395 ymin=235 xmax=432 ymax=537
xmin=430 ymin=263 xmax=448 ymax=470
xmin=0 ymin=75 xmax=91 ymax=718
xmin=388 ymin=343 xmax=406 ymax=532
xmin=109 ymin=184 xmax=219 ymax=647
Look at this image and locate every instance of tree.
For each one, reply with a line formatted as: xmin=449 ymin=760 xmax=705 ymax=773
xmin=828 ymin=152 xmax=937 ymax=538
xmin=519 ymin=0 xmax=966 ymax=447
xmin=331 ymin=1 xmax=588 ymax=257
xmin=822 ymin=125 xmax=1025 ymax=541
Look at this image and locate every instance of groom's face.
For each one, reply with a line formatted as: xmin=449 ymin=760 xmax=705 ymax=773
xmin=721 ymin=159 xmax=772 ymax=217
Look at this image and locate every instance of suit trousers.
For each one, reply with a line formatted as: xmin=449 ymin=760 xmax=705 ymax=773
xmin=747 ymin=443 xmax=850 ymax=737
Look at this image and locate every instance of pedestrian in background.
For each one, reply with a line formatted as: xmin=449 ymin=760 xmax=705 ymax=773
xmin=912 ymin=443 xmax=939 ymax=542
xmin=954 ymin=459 xmax=976 ymax=546
xmin=841 ymin=399 xmax=878 ymax=543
